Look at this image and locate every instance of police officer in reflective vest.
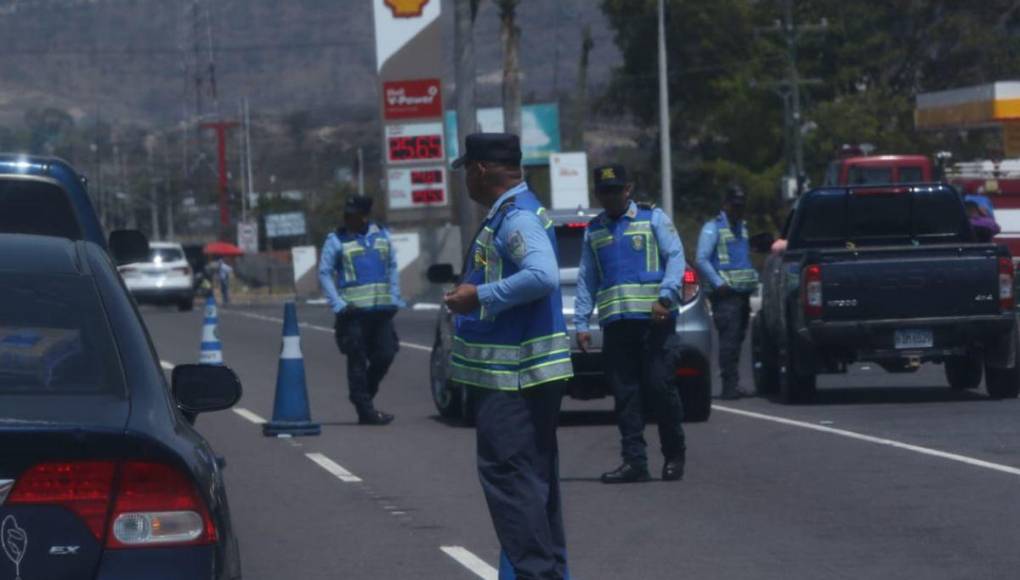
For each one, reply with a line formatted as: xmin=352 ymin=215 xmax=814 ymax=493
xmin=318 ymin=195 xmax=404 ymax=425
xmin=696 ymin=185 xmax=759 ymax=400
xmin=445 ymin=133 xmax=573 ymax=579
xmin=575 ymin=165 xmax=686 ymax=484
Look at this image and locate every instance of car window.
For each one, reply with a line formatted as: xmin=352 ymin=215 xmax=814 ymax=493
xmin=0 ymin=273 xmax=124 ymax=396
xmin=555 ymin=225 xmax=585 ymax=268
xmin=847 ymin=166 xmax=893 ymax=185
xmin=0 ymin=179 xmax=83 ymax=240
xmin=149 ymin=247 xmax=184 ymax=262
xmin=897 ymin=166 xmax=925 ymax=183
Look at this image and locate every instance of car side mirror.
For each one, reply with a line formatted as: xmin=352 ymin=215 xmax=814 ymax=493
xmin=749 ymin=232 xmax=776 ymax=254
xmin=427 ymin=263 xmax=458 ymax=284
xmin=109 ymin=229 xmax=150 ymax=265
xmin=172 ymin=364 xmax=243 ymax=415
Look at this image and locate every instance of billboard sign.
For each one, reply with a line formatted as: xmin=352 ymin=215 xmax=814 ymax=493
xmin=444 ymin=103 xmax=561 ymax=166
xmin=265 ymin=212 xmax=307 ymax=238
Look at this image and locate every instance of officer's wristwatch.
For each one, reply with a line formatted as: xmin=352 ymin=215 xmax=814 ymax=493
xmin=657 ymin=296 xmax=673 ymax=309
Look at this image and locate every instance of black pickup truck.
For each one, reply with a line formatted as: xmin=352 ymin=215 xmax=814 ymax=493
xmin=752 ymin=184 xmax=1019 ymax=403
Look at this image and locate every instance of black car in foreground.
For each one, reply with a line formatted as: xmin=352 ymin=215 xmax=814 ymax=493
xmin=0 ymin=234 xmax=243 ymax=580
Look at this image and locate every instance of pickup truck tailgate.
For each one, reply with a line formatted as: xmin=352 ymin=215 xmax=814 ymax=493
xmin=819 ymin=249 xmax=1003 ymax=321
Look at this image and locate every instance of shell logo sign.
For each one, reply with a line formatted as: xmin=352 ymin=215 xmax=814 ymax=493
xmin=385 ymin=0 xmax=430 ymax=18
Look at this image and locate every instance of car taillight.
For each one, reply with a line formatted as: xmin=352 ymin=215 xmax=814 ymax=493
xmin=6 ymin=460 xmax=215 ymax=548
xmin=107 ymin=461 xmax=216 ymax=548
xmin=803 ymin=264 xmax=823 ymax=318
xmin=6 ymin=461 xmax=116 ymax=541
xmin=999 ymin=257 xmax=1015 ymax=311
xmin=172 ymin=266 xmax=192 ymax=276
xmin=682 ymin=267 xmax=699 ymax=303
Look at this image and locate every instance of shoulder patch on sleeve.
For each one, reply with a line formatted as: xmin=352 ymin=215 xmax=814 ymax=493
xmin=508 ymin=230 xmax=527 ymax=261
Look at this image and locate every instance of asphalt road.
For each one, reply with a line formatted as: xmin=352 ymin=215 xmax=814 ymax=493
xmin=143 ymin=302 xmax=1020 ymax=580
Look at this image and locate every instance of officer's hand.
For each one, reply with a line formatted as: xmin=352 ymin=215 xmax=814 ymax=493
xmin=651 ymin=301 xmax=671 ymax=324
xmin=577 ymin=332 xmax=592 ymax=353
xmin=444 ymin=284 xmax=480 ymax=314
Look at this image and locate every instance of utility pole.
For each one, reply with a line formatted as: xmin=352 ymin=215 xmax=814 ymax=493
xmin=657 ymin=0 xmax=673 ymax=218
xmin=356 ymin=147 xmax=364 ymax=196
xmin=244 ymin=98 xmax=254 ymax=221
xmin=499 ymin=0 xmax=522 ymax=136
xmin=455 ymin=0 xmax=481 ymax=254
xmin=758 ymin=0 xmax=827 ymax=198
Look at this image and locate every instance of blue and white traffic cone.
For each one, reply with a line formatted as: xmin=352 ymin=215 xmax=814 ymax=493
xmin=199 ymin=295 xmax=223 ymax=365
xmin=263 ymin=302 xmax=321 ymax=437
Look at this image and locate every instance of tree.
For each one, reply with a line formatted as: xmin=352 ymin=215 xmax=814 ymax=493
xmin=454 ymin=0 xmax=483 ymax=253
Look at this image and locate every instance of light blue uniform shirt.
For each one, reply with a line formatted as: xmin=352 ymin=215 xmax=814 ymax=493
xmin=476 ymin=182 xmax=560 ymax=318
xmin=695 ymin=212 xmax=738 ymax=290
xmin=574 ymin=201 xmax=685 ymax=332
xmin=318 ymin=224 xmax=405 ymax=314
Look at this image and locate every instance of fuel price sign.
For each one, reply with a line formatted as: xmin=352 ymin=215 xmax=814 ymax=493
xmin=387 ymin=165 xmax=448 ymax=209
xmin=385 ymin=122 xmax=445 ymax=164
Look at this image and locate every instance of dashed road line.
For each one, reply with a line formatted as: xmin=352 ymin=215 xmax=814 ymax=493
xmin=232 ymin=407 xmax=267 ymax=425
xmin=713 ymin=404 xmax=1020 ymax=477
xmin=440 ymin=546 xmax=498 ymax=580
xmin=226 ymin=309 xmax=432 ymax=352
xmin=305 ymin=452 xmax=363 ymax=483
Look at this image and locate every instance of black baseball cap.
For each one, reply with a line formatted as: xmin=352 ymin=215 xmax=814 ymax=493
xmin=344 ymin=195 xmax=373 ymax=215
xmin=451 ymin=133 xmax=523 ymax=169
xmin=725 ymin=184 xmax=747 ymax=205
xmin=593 ymin=164 xmax=629 ymax=192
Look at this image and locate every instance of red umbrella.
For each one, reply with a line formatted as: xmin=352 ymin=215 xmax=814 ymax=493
xmin=203 ymin=241 xmax=245 ymax=256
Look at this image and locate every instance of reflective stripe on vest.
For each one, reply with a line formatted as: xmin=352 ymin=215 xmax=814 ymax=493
xmin=715 ymin=221 xmax=758 ymax=292
xmin=451 ymin=188 xmax=573 ymax=391
xmin=589 ymin=214 xmax=668 ymax=324
xmin=341 ymin=282 xmax=393 ymax=308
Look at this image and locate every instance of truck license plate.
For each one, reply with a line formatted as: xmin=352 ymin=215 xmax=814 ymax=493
xmin=894 ymin=329 xmax=933 ymax=350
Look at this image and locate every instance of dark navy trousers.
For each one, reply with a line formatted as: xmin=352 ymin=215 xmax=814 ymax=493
xmin=603 ymin=318 xmax=686 ymax=466
xmin=475 ymin=382 xmax=568 ymax=580
xmin=711 ymin=291 xmax=751 ymax=395
xmin=334 ymin=309 xmax=398 ymax=416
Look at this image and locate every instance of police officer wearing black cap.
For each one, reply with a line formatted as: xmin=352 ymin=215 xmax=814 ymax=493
xmin=445 ymin=133 xmax=573 ymax=579
xmin=318 ymin=194 xmax=404 ymax=425
xmin=574 ymin=164 xmax=687 ymax=484
xmin=695 ymin=185 xmax=759 ymax=400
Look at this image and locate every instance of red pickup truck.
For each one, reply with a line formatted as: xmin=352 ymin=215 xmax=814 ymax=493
xmin=823 ymin=155 xmax=934 ymax=186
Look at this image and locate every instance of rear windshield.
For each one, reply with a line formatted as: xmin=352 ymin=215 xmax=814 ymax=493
xmin=0 ymin=273 xmax=124 ymax=396
xmin=0 ymin=179 xmax=83 ymax=240
xmin=555 ymin=225 xmax=585 ymax=269
xmin=898 ymin=166 xmax=925 ymax=183
xmin=792 ymin=189 xmax=969 ymax=248
xmin=847 ymin=166 xmax=893 ymax=185
xmin=149 ymin=247 xmax=184 ymax=262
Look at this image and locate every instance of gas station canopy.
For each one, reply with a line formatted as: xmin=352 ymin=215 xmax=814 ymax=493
xmin=916 ymin=81 xmax=1020 ymax=129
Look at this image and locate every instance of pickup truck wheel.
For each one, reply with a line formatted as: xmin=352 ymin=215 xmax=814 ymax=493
xmin=751 ymin=314 xmax=779 ymax=395
xmin=430 ymin=330 xmax=463 ymax=419
xmin=779 ymin=341 xmax=816 ymax=404
xmin=985 ymin=340 xmax=1020 ymax=399
xmin=945 ymin=357 xmax=982 ymax=390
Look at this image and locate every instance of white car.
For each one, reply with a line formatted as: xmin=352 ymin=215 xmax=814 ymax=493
xmin=118 ymin=241 xmax=195 ymax=311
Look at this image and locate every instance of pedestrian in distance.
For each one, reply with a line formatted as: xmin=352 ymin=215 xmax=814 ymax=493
xmin=445 ymin=133 xmax=573 ymax=580
xmin=574 ymin=164 xmax=687 ymax=484
xmin=217 ymin=257 xmax=233 ymax=306
xmin=696 ymin=185 xmax=760 ymax=400
xmin=318 ymin=194 xmax=404 ymax=426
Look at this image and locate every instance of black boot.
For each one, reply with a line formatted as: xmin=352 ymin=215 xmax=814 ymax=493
xmin=662 ymin=455 xmax=685 ymax=481
xmin=358 ymin=410 xmax=395 ymax=426
xmin=601 ymin=463 xmax=651 ymax=484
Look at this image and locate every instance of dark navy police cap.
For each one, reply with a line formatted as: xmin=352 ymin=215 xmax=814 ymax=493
xmin=344 ymin=195 xmax=373 ymax=215
xmin=451 ymin=133 xmax=522 ymax=169
xmin=725 ymin=184 xmax=747 ymax=205
xmin=593 ymin=164 xmax=629 ymax=192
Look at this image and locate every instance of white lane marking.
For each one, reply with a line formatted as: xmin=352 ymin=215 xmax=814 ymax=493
xmin=226 ymin=310 xmax=432 ymax=352
xmin=305 ymin=452 xmax=363 ymax=483
xmin=440 ymin=546 xmax=498 ymax=580
xmin=412 ymin=302 xmax=441 ymax=311
xmin=713 ymin=405 xmax=1020 ymax=477
xmin=232 ymin=407 xmax=267 ymax=425
xmin=160 ymin=360 xmax=174 ymax=370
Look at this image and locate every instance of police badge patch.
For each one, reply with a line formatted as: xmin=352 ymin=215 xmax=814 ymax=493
xmin=508 ymin=231 xmax=527 ymax=262
xmin=631 ymin=235 xmax=645 ymax=251
xmin=474 ymin=248 xmax=486 ymax=269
